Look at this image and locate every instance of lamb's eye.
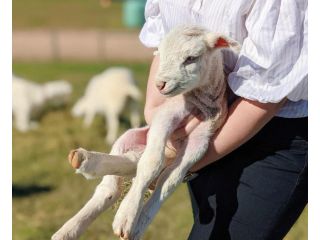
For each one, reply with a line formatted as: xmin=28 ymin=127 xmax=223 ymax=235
xmin=184 ymin=56 xmax=199 ymax=65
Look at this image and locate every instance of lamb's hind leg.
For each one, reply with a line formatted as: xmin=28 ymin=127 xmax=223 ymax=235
xmin=52 ymin=127 xmax=148 ymax=240
xmin=51 ymin=175 xmax=123 ymax=240
xmin=70 ymin=127 xmax=149 ymax=179
xmin=69 ymin=148 xmax=140 ymax=179
xmin=51 ymin=150 xmax=138 ymax=240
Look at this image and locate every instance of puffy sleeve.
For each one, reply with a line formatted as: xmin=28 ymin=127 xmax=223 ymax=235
xmin=228 ymin=0 xmax=308 ymax=103
xmin=139 ymin=0 xmax=165 ymax=48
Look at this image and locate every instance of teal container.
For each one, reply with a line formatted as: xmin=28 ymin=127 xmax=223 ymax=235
xmin=123 ymin=0 xmax=147 ymax=28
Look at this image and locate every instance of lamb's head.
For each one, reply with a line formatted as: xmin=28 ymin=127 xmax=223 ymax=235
xmin=155 ymin=25 xmax=240 ymax=97
xmin=43 ymin=80 xmax=72 ymax=104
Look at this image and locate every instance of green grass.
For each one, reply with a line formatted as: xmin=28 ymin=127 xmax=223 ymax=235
xmin=13 ymin=61 xmax=307 ymax=240
xmin=13 ymin=0 xmax=129 ymax=30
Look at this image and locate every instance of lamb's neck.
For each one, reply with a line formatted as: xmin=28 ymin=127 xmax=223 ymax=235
xmin=185 ymin=76 xmax=226 ymax=118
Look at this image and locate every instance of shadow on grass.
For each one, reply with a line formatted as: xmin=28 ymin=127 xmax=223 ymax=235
xmin=12 ymin=184 xmax=53 ymax=198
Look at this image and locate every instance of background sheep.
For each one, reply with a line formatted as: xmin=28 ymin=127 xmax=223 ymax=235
xmin=52 ymin=25 xmax=240 ymax=240
xmin=71 ymin=67 xmax=142 ymax=145
xmin=13 ymin=75 xmax=72 ymax=132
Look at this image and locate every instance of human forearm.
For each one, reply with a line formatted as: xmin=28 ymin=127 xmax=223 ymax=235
xmin=144 ymin=55 xmax=166 ymax=125
xmin=190 ymin=97 xmax=286 ymax=172
xmin=143 ymin=55 xmax=286 ymax=172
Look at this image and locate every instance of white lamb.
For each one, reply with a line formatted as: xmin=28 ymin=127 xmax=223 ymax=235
xmin=52 ymin=26 xmax=240 ymax=240
xmin=71 ymin=67 xmax=142 ymax=145
xmin=13 ymin=75 xmax=72 ymax=132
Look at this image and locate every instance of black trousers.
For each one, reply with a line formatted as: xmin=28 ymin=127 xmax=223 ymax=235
xmin=187 ymin=117 xmax=308 ymax=240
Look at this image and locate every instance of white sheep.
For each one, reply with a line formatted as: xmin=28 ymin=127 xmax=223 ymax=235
xmin=13 ymin=75 xmax=72 ymax=132
xmin=52 ymin=26 xmax=240 ymax=240
xmin=71 ymin=67 xmax=142 ymax=145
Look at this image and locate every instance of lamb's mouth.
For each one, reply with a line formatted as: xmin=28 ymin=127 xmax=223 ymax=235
xmin=161 ymin=85 xmax=181 ymax=96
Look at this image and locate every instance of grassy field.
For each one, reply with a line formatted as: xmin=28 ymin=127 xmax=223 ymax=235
xmin=12 ymin=61 xmax=307 ymax=240
xmin=13 ymin=0 xmax=127 ymax=30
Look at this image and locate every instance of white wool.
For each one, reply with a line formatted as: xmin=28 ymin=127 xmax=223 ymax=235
xmin=13 ymin=75 xmax=72 ymax=132
xmin=71 ymin=67 xmax=142 ymax=145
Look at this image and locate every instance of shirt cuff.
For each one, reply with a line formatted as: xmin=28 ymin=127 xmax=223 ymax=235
xmin=139 ymin=14 xmax=164 ymax=48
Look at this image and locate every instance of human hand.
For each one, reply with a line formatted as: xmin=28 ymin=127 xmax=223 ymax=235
xmin=170 ymin=109 xmax=204 ymax=142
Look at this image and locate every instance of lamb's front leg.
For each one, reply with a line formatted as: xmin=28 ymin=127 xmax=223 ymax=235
xmin=112 ymin=130 xmax=170 ymax=239
xmin=14 ymin=106 xmax=32 ymax=132
xmin=113 ymin=101 xmax=189 ymax=239
xmin=133 ymin=122 xmax=212 ymax=240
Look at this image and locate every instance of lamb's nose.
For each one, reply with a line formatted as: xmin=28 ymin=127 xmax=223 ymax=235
xmin=156 ymin=81 xmax=166 ymax=91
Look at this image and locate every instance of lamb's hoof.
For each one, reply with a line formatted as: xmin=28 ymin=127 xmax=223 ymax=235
xmin=68 ymin=148 xmax=87 ymax=169
xmin=113 ymin=202 xmax=138 ymax=240
xmin=113 ymin=216 xmax=132 ymax=240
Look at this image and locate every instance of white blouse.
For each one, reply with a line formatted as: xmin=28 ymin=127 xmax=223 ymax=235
xmin=139 ymin=0 xmax=308 ymax=118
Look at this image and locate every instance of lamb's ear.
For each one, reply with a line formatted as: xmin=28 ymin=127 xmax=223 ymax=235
xmin=204 ymin=33 xmax=241 ymax=53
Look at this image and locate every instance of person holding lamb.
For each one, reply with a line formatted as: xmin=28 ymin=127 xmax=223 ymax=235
xmin=53 ymin=0 xmax=308 ymax=239
xmin=141 ymin=0 xmax=307 ymax=239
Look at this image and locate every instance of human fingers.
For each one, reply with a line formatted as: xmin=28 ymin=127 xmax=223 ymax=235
xmin=177 ymin=108 xmax=201 ymax=128
xmin=171 ymin=115 xmax=203 ymax=141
